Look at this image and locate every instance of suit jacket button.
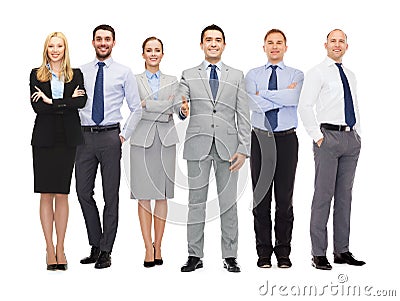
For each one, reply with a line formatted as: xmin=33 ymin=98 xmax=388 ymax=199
xmin=213 ymin=109 xmax=216 ymax=113
xmin=211 ymin=124 xmax=214 ymax=128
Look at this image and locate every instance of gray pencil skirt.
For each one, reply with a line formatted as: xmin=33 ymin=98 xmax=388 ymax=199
xmin=130 ymin=128 xmax=176 ymax=200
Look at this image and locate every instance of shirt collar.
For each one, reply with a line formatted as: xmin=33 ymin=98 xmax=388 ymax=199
xmin=265 ymin=61 xmax=285 ymax=70
xmin=145 ymin=70 xmax=160 ymax=80
xmin=95 ymin=57 xmax=113 ymax=67
xmin=46 ymin=63 xmax=63 ymax=79
xmin=203 ymin=60 xmax=222 ymax=70
xmin=324 ymin=56 xmax=341 ymax=67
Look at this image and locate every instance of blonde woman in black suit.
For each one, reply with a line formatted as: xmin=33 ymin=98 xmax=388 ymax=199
xmin=130 ymin=37 xmax=186 ymax=267
xmin=30 ymin=32 xmax=87 ymax=271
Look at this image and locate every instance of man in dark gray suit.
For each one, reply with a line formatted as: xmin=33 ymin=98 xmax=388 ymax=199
xmin=76 ymin=24 xmax=142 ymax=269
xmin=178 ymin=24 xmax=251 ymax=273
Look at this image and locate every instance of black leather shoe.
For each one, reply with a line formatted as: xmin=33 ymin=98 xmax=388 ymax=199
xmin=80 ymin=246 xmax=100 ymax=264
xmin=312 ymin=256 xmax=332 ymax=270
xmin=223 ymin=257 xmax=241 ymax=273
xmin=95 ymin=251 xmax=112 ymax=269
xmin=257 ymin=257 xmax=271 ymax=268
xmin=181 ymin=256 xmax=203 ymax=272
xmin=144 ymin=260 xmax=155 ymax=268
xmin=277 ymin=257 xmax=292 ymax=268
xmin=334 ymin=251 xmax=365 ymax=266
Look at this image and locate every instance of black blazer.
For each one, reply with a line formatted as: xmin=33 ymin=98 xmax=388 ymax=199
xmin=30 ymin=68 xmax=87 ymax=147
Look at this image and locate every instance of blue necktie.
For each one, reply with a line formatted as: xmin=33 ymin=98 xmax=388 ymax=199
xmin=209 ymin=64 xmax=219 ymax=100
xmin=335 ymin=63 xmax=356 ymax=128
xmin=264 ymin=65 xmax=279 ymax=131
xmin=92 ymin=62 xmax=105 ymax=125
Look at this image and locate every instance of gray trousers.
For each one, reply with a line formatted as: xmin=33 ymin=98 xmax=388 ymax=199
xmin=187 ymin=142 xmax=239 ymax=259
xmin=311 ymin=128 xmax=361 ymax=256
xmin=75 ymin=129 xmax=122 ymax=252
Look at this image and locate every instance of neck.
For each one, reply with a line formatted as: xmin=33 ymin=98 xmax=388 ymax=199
xmin=205 ymin=58 xmax=220 ymax=65
xmin=269 ymin=59 xmax=282 ymax=65
xmin=50 ymin=62 xmax=62 ymax=72
xmin=146 ymin=65 xmax=159 ymax=74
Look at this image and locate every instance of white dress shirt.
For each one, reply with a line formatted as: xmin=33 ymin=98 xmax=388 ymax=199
xmin=79 ymin=57 xmax=142 ymax=139
xmin=298 ymin=57 xmax=361 ymax=142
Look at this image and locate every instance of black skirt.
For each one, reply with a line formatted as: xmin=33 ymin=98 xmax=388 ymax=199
xmin=32 ymin=116 xmax=76 ymax=194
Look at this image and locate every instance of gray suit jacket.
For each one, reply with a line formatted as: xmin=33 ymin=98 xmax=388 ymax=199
xmin=178 ymin=62 xmax=251 ymax=161
xmin=130 ymin=72 xmax=179 ymax=147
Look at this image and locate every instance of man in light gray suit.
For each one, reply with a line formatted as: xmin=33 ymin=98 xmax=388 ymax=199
xmin=179 ymin=24 xmax=251 ymax=273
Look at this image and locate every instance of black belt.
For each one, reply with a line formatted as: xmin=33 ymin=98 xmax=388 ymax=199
xmin=82 ymin=124 xmax=120 ymax=133
xmin=254 ymin=127 xmax=296 ymax=137
xmin=320 ymin=123 xmax=353 ymax=132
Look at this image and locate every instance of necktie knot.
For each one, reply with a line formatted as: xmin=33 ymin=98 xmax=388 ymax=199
xmin=209 ymin=64 xmax=217 ymax=71
xmin=98 ymin=62 xmax=105 ymax=68
xmin=270 ymin=65 xmax=278 ymax=70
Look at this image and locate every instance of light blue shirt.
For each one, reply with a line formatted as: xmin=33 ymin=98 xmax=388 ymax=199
xmin=245 ymin=61 xmax=304 ymax=131
xmin=47 ymin=64 xmax=64 ymax=99
xmin=79 ymin=57 xmax=142 ymax=139
xmin=145 ymin=70 xmax=160 ymax=100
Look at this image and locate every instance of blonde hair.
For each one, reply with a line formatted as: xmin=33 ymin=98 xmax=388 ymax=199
xmin=36 ymin=32 xmax=73 ymax=83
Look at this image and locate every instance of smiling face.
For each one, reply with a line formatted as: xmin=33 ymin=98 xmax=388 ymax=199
xmin=263 ymin=32 xmax=287 ymax=65
xmin=92 ymin=29 xmax=115 ymax=61
xmin=201 ymin=30 xmax=225 ymax=64
xmin=325 ymin=29 xmax=348 ymax=63
xmin=47 ymin=36 xmax=65 ymax=65
xmin=142 ymin=39 xmax=164 ymax=69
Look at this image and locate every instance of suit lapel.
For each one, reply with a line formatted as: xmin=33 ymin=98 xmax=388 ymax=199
xmin=158 ymin=72 xmax=167 ymax=101
xmin=139 ymin=72 xmax=153 ymax=99
xmin=215 ymin=63 xmax=229 ymax=103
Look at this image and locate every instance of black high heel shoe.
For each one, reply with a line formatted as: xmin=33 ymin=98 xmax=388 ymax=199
xmin=143 ymin=246 xmax=155 ymax=268
xmin=153 ymin=243 xmax=163 ymax=266
xmin=46 ymin=253 xmax=57 ymax=271
xmin=56 ymin=253 xmax=68 ymax=271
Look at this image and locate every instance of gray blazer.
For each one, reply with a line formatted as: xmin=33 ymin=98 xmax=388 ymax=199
xmin=178 ymin=63 xmax=251 ymax=161
xmin=130 ymin=72 xmax=179 ymax=147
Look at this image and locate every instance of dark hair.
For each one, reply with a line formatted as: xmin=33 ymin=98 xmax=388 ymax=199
xmin=326 ymin=29 xmax=347 ymax=41
xmin=142 ymin=36 xmax=164 ymax=54
xmin=201 ymin=24 xmax=225 ymax=43
xmin=264 ymin=29 xmax=287 ymax=44
xmin=93 ymin=24 xmax=115 ymax=41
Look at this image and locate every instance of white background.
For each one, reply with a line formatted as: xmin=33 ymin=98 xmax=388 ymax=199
xmin=1 ymin=0 xmax=399 ymax=300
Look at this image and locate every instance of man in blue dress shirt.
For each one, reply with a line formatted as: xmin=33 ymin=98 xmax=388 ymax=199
xmin=245 ymin=29 xmax=303 ymax=269
xmin=76 ymin=24 xmax=142 ymax=269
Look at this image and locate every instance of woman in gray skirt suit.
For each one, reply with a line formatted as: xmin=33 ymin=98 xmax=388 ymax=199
xmin=130 ymin=37 xmax=185 ymax=267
